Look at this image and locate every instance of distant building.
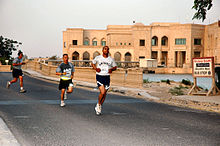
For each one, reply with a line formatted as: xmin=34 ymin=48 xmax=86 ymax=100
xmin=63 ymin=21 xmax=220 ymax=68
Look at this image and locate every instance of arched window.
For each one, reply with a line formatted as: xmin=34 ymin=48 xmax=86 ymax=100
xmin=72 ymin=51 xmax=79 ymax=60
xmin=83 ymin=37 xmax=90 ymax=46
xmin=152 ymin=36 xmax=158 ymax=46
xmin=125 ymin=52 xmax=131 ymax=61
xmin=114 ymin=52 xmax=121 ymax=61
xmin=83 ymin=51 xmax=90 ymax=60
xmin=93 ymin=51 xmax=100 ymax=59
xmin=92 ymin=38 xmax=97 ymax=46
xmin=101 ymin=38 xmax=106 ymax=46
xmin=161 ymin=36 xmax=168 ymax=46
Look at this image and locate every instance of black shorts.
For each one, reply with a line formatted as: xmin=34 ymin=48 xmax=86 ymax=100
xmin=96 ymin=74 xmax=110 ymax=90
xmin=59 ymin=79 xmax=73 ymax=90
xmin=12 ymin=69 xmax=23 ymax=78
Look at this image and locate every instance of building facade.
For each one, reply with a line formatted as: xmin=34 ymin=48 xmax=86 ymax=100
xmin=63 ymin=21 xmax=220 ymax=68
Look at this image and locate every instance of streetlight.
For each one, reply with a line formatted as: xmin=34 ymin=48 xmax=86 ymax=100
xmin=5 ymin=60 xmax=9 ymax=65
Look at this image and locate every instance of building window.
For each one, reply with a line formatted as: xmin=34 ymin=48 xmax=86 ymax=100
xmin=152 ymin=36 xmax=158 ymax=46
xmin=152 ymin=51 xmax=158 ymax=59
xmin=120 ymin=43 xmax=122 ymax=45
xmin=140 ymin=40 xmax=145 ymax=46
xmin=64 ymin=42 xmax=66 ymax=48
xmin=194 ymin=51 xmax=200 ymax=58
xmin=101 ymin=41 xmax=106 ymax=46
xmin=129 ymin=43 xmax=131 ymax=45
xmin=124 ymin=43 xmax=126 ymax=45
xmin=72 ymin=40 xmax=77 ymax=45
xmin=84 ymin=41 xmax=89 ymax=46
xmin=139 ymin=56 xmax=145 ymax=59
xmin=92 ymin=41 xmax=97 ymax=46
xmin=194 ymin=39 xmax=201 ymax=45
xmin=161 ymin=36 xmax=168 ymax=46
xmin=175 ymin=38 xmax=186 ymax=45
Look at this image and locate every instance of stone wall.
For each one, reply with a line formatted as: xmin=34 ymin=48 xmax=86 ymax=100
xmin=0 ymin=65 xmax=11 ymax=72
xmin=23 ymin=61 xmax=143 ymax=88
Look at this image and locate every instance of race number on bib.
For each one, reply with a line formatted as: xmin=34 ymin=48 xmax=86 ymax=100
xmin=101 ymin=65 xmax=109 ymax=74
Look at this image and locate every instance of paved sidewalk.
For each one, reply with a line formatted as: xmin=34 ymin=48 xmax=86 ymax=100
xmin=23 ymin=69 xmax=220 ymax=113
xmin=0 ymin=118 xmax=20 ymax=146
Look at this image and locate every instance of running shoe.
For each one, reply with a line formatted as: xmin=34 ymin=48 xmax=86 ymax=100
xmin=20 ymin=89 xmax=26 ymax=93
xmin=6 ymin=81 xmax=10 ymax=89
xmin=60 ymin=100 xmax=65 ymax=107
xmin=95 ymin=103 xmax=101 ymax=115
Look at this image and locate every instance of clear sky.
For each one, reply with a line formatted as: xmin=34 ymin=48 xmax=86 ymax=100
xmin=0 ymin=0 xmax=219 ymax=58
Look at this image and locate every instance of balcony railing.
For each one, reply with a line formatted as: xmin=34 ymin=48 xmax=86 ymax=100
xmin=44 ymin=60 xmax=139 ymax=68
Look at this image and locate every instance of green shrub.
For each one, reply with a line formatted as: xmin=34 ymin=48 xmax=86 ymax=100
xmin=161 ymin=79 xmax=170 ymax=84
xmin=143 ymin=78 xmax=150 ymax=83
xmin=169 ymin=86 xmax=185 ymax=96
xmin=181 ymin=79 xmax=191 ymax=85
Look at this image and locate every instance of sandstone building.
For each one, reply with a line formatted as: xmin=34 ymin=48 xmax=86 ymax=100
xmin=63 ymin=21 xmax=220 ymax=68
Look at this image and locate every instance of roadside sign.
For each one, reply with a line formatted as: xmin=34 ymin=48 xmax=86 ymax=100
xmin=189 ymin=57 xmax=219 ymax=96
xmin=192 ymin=57 xmax=214 ymax=77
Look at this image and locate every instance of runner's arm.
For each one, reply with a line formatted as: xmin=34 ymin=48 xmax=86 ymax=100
xmin=108 ymin=66 xmax=117 ymax=73
xmin=12 ymin=63 xmax=23 ymax=66
xmin=56 ymin=64 xmax=66 ymax=76
xmin=71 ymin=72 xmax=74 ymax=79
xmin=56 ymin=72 xmax=66 ymax=76
xmin=91 ymin=63 xmax=101 ymax=72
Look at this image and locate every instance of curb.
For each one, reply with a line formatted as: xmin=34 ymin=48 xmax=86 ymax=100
xmin=0 ymin=117 xmax=20 ymax=146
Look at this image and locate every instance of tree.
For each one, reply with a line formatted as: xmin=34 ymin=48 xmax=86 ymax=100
xmin=0 ymin=36 xmax=22 ymax=65
xmin=192 ymin=0 xmax=213 ymax=22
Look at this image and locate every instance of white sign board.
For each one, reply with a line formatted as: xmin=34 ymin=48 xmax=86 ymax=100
xmin=192 ymin=57 xmax=214 ymax=77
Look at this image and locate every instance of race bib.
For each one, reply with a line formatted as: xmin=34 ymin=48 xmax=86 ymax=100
xmin=101 ymin=65 xmax=108 ymax=74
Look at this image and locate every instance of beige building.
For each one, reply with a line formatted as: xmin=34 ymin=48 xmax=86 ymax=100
xmin=63 ymin=21 xmax=220 ymax=68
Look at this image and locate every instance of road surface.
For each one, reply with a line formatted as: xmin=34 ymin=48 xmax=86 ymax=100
xmin=0 ymin=72 xmax=220 ymax=146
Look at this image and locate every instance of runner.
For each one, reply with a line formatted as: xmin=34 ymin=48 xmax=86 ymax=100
xmin=6 ymin=50 xmax=26 ymax=93
xmin=92 ymin=46 xmax=117 ymax=115
xmin=56 ymin=54 xmax=75 ymax=107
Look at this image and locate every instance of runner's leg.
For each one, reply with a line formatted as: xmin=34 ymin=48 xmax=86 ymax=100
xmin=67 ymin=86 xmax=73 ymax=93
xmin=100 ymin=92 xmax=107 ymax=105
xmin=98 ymin=85 xmax=107 ymax=105
xmin=61 ymin=89 xmax=65 ymax=101
xmin=10 ymin=78 xmax=18 ymax=84
xmin=19 ymin=76 xmax=23 ymax=88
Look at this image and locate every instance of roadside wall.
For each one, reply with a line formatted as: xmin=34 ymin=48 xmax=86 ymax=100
xmin=0 ymin=65 xmax=11 ymax=72
xmin=23 ymin=61 xmax=143 ymax=88
xmin=155 ymin=67 xmax=192 ymax=74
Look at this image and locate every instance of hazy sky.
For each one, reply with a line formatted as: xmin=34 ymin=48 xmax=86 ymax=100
xmin=0 ymin=0 xmax=219 ymax=58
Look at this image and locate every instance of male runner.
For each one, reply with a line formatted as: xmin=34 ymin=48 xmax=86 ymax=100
xmin=92 ymin=46 xmax=117 ymax=115
xmin=56 ymin=54 xmax=75 ymax=107
xmin=6 ymin=50 xmax=26 ymax=93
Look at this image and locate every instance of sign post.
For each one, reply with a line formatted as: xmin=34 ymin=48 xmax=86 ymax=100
xmin=188 ymin=57 xmax=220 ymax=96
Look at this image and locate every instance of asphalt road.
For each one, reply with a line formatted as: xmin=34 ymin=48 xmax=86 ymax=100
xmin=0 ymin=72 xmax=220 ymax=146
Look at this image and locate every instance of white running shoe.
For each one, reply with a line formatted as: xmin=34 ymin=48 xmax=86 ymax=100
xmin=20 ymin=89 xmax=26 ymax=93
xmin=6 ymin=81 xmax=10 ymax=89
xmin=95 ymin=103 xmax=101 ymax=115
xmin=64 ymin=91 xmax=67 ymax=100
xmin=60 ymin=100 xmax=65 ymax=107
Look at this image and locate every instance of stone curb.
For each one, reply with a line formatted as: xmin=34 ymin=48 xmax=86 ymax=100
xmin=0 ymin=117 xmax=20 ymax=146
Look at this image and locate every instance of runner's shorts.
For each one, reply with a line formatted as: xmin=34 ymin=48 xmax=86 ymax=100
xmin=96 ymin=74 xmax=110 ymax=90
xmin=12 ymin=69 xmax=23 ymax=78
xmin=59 ymin=79 xmax=73 ymax=90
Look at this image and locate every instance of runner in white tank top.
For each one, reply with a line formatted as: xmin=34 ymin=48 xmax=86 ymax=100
xmin=91 ymin=46 xmax=117 ymax=115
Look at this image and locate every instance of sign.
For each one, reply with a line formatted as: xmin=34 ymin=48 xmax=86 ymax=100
xmin=192 ymin=57 xmax=214 ymax=77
